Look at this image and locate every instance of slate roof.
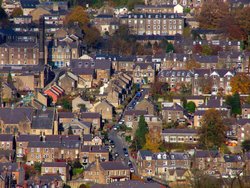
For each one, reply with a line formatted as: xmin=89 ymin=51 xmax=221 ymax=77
xmin=42 ymin=162 xmax=67 ymax=168
xmin=45 ymin=135 xmax=81 ymax=142
xmin=133 ymin=62 xmax=154 ymax=69
xmin=194 ymin=55 xmax=218 ymax=63
xmin=124 ymin=110 xmax=147 ymax=116
xmin=83 ymin=134 xmax=92 ymax=142
xmin=158 ymin=69 xmax=193 ymax=78
xmin=0 ymin=107 xmax=33 ymax=124
xmin=16 ymin=135 xmax=40 ymax=142
xmin=20 ymin=0 xmax=39 ymax=8
xmin=162 ymin=129 xmax=198 ymax=134
xmin=81 ymin=145 xmax=108 ymax=153
xmin=162 ymin=103 xmax=184 ymax=111
xmin=31 ymin=109 xmax=54 ymax=130
xmin=58 ymin=112 xmax=74 ymax=118
xmin=193 ymin=68 xmax=211 ymax=77
xmin=0 ymin=163 xmax=20 ymax=172
xmin=28 ymin=141 xmax=61 ymax=148
xmin=92 ymin=180 xmax=163 ymax=188
xmin=80 ymin=112 xmax=101 ymax=119
xmin=120 ymin=13 xmax=183 ymax=19
xmin=224 ymin=154 xmax=243 ymax=162
xmin=236 ymin=118 xmax=250 ymax=125
xmin=100 ymin=161 xmax=129 ymax=170
xmin=138 ymin=150 xmax=153 ymax=160
xmin=70 ymin=59 xmax=112 ymax=70
xmin=0 ymin=134 xmax=13 ymax=142
xmin=242 ymin=103 xmax=250 ymax=109
xmin=195 ymin=150 xmax=220 ymax=158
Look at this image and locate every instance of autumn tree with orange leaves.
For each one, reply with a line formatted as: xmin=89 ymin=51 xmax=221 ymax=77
xmin=185 ymin=59 xmax=201 ymax=70
xmin=64 ymin=6 xmax=100 ymax=47
xmin=230 ymin=73 xmax=250 ymax=94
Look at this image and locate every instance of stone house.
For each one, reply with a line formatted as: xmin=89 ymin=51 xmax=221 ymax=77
xmin=73 ymin=68 xmax=94 ymax=88
xmin=162 ymin=103 xmax=184 ymax=123
xmin=83 ymin=134 xmax=103 ymax=146
xmin=124 ymin=110 xmax=148 ymax=128
xmin=158 ymin=69 xmax=193 ymax=90
xmin=27 ymin=174 xmax=63 ymax=187
xmin=0 ymin=162 xmax=25 ymax=186
xmin=242 ymin=104 xmax=250 ymax=119
xmin=80 ymin=146 xmax=109 ymax=167
xmin=27 ymin=141 xmax=61 ymax=163
xmin=135 ymin=99 xmax=156 ymax=115
xmin=161 ymin=129 xmax=198 ymax=144
xmin=41 ymin=162 xmax=69 ymax=182
xmin=0 ymin=107 xmax=33 ymax=135
xmin=134 ymin=4 xmax=183 ymax=14
xmin=133 ymin=62 xmax=155 ymax=84
xmin=16 ymin=134 xmax=40 ymax=159
xmin=80 ymin=112 xmax=102 ymax=131
xmin=84 ymin=159 xmax=130 ymax=184
xmin=58 ymin=72 xmax=78 ymax=95
xmin=94 ymin=14 xmax=118 ymax=35
xmin=95 ymin=100 xmax=114 ymax=121
xmin=58 ymin=112 xmax=75 ymax=124
xmin=193 ymin=150 xmax=223 ymax=176
xmin=0 ymin=134 xmax=14 ymax=150
xmin=137 ymin=150 xmax=191 ymax=179
xmin=173 ymin=96 xmax=204 ymax=107
xmin=63 ymin=119 xmax=91 ymax=136
xmin=120 ymin=13 xmax=184 ymax=36
xmin=221 ymin=154 xmax=245 ymax=178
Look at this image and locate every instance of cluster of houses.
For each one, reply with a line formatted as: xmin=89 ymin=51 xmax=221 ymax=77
xmin=0 ymin=0 xmax=250 ymax=187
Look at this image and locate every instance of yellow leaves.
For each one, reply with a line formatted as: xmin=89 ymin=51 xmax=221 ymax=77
xmin=143 ymin=131 xmax=162 ymax=153
xmin=185 ymin=59 xmax=201 ymax=70
xmin=64 ymin=6 xmax=89 ymax=26
xmin=230 ymin=73 xmax=250 ymax=94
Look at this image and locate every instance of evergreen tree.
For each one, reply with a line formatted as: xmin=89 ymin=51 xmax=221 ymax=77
xmin=134 ymin=115 xmax=148 ymax=149
xmin=7 ymin=72 xmax=12 ymax=85
xmin=185 ymin=101 xmax=196 ymax=113
xmin=226 ymin=93 xmax=241 ymax=115
xmin=68 ymin=126 xmax=73 ymax=135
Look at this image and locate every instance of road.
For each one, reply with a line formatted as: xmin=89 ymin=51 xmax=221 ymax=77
xmin=107 ymin=88 xmax=150 ymax=175
xmin=108 ymin=129 xmax=138 ymax=174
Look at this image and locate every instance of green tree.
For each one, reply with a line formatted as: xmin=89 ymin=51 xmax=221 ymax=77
xmin=134 ymin=115 xmax=148 ymax=149
xmin=166 ymin=42 xmax=174 ymax=53
xmin=77 ymin=103 xmax=86 ymax=112
xmin=242 ymin=140 xmax=250 ymax=151
xmin=7 ymin=72 xmax=13 ymax=85
xmin=199 ymin=109 xmax=226 ymax=149
xmin=68 ymin=126 xmax=73 ymax=135
xmin=226 ymin=93 xmax=241 ymax=115
xmin=185 ymin=101 xmax=196 ymax=113
xmin=34 ymin=162 xmax=41 ymax=173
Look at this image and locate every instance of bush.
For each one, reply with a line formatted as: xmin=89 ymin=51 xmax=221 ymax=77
xmin=73 ymin=168 xmax=84 ymax=176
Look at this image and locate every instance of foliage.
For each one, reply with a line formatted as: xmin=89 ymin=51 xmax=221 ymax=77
xmin=166 ymin=42 xmax=175 ymax=53
xmin=7 ymin=72 xmax=13 ymax=85
xmin=197 ymin=1 xmax=229 ymax=29
xmin=199 ymin=109 xmax=226 ymax=149
xmin=230 ymin=73 xmax=250 ymax=94
xmin=0 ymin=7 xmax=8 ymax=27
xmin=185 ymin=59 xmax=201 ymax=70
xmin=185 ymin=101 xmax=196 ymax=113
xmin=242 ymin=140 xmax=250 ymax=151
xmin=125 ymin=135 xmax=131 ymax=142
xmin=77 ymin=103 xmax=86 ymax=112
xmin=23 ymin=164 xmax=36 ymax=179
xmin=11 ymin=8 xmax=23 ymax=17
xmin=183 ymin=7 xmax=191 ymax=14
xmin=68 ymin=126 xmax=73 ymax=135
xmin=63 ymin=185 xmax=71 ymax=188
xmin=73 ymin=168 xmax=84 ymax=176
xmin=34 ymin=162 xmax=41 ymax=173
xmin=64 ymin=6 xmax=89 ymax=26
xmin=58 ymin=97 xmax=72 ymax=111
xmin=225 ymin=93 xmax=241 ymax=115
xmin=190 ymin=170 xmax=223 ymax=188
xmin=199 ymin=77 xmax=213 ymax=94
xmin=143 ymin=131 xmax=162 ymax=152
xmin=133 ymin=115 xmax=148 ymax=150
